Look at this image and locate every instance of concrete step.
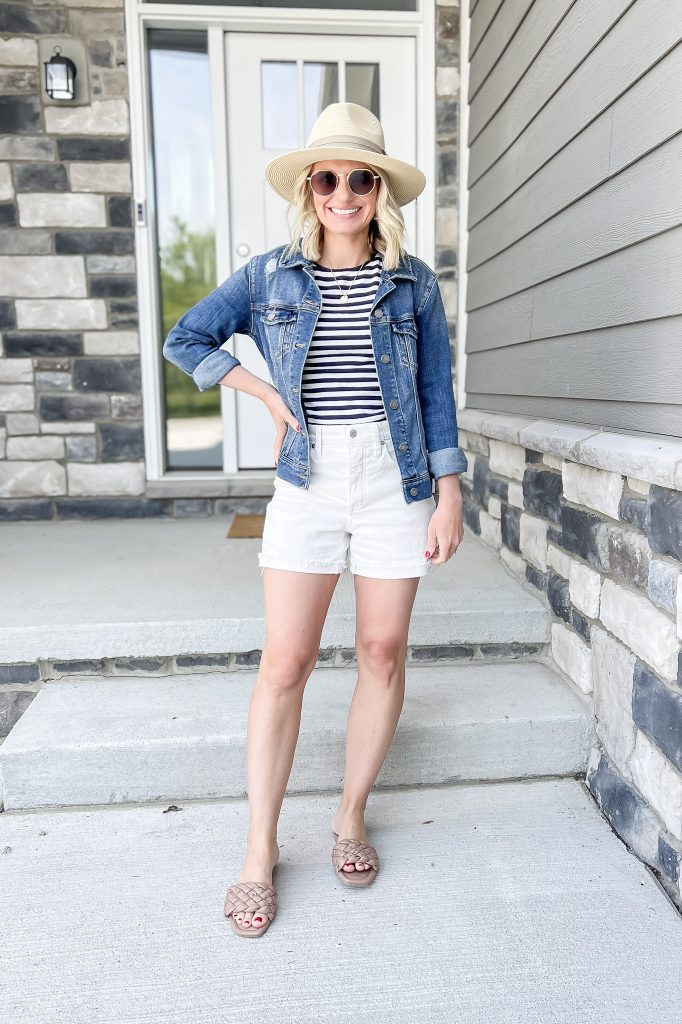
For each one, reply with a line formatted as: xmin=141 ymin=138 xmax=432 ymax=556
xmin=0 ymin=520 xmax=549 ymax=663
xmin=2 ymin=779 xmax=680 ymax=1023
xmin=0 ymin=660 xmax=593 ymax=810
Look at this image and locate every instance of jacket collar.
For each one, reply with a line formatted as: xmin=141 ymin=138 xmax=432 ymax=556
xmin=278 ymin=242 xmax=417 ymax=281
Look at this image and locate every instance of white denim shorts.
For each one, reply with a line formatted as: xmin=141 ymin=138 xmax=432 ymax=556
xmin=258 ymin=418 xmax=437 ymax=579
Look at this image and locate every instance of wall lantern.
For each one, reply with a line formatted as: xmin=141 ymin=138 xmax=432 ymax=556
xmin=43 ymin=45 xmax=77 ymax=100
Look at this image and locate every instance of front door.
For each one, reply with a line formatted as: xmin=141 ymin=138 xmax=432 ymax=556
xmin=222 ymin=32 xmax=418 ymax=471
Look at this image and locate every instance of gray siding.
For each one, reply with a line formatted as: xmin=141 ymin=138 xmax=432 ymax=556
xmin=463 ymin=0 xmax=682 ymax=437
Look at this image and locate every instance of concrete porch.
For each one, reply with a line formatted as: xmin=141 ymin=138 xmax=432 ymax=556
xmin=1 ymin=779 xmax=681 ymax=1023
xmin=0 ymin=517 xmax=680 ymax=1021
xmin=0 ymin=517 xmax=549 ymax=663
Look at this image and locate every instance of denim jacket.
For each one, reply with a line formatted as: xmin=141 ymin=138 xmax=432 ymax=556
xmin=162 ymin=242 xmax=468 ymax=503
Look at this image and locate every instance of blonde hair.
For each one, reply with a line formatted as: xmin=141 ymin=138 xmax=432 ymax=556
xmin=283 ymin=162 xmax=407 ymax=270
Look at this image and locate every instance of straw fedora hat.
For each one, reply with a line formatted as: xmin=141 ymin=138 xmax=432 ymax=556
xmin=264 ymin=102 xmax=426 ymax=208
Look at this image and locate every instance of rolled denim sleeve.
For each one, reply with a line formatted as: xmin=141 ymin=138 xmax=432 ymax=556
xmin=415 ymin=274 xmax=468 ymax=479
xmin=162 ymin=260 xmax=253 ymax=392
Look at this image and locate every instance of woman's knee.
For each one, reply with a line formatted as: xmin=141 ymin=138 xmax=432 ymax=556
xmin=258 ymin=644 xmax=318 ymax=694
xmin=356 ymin=635 xmax=406 ymax=678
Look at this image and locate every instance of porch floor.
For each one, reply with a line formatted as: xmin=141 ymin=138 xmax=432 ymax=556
xmin=1 ymin=778 xmax=680 ymax=1023
xmin=0 ymin=518 xmax=549 ymax=662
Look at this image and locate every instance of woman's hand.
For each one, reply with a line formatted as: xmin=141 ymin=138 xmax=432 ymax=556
xmin=425 ymin=474 xmax=464 ymax=564
xmin=261 ymin=386 xmax=302 ymax=466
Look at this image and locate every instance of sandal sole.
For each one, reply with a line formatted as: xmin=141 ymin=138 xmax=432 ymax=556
xmin=229 ymin=916 xmax=275 ymax=937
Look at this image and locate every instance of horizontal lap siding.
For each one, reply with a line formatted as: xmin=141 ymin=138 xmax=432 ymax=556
xmin=463 ymin=0 xmax=682 ymax=436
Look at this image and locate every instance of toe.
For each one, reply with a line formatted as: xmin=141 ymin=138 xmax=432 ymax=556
xmin=343 ymin=862 xmax=356 ymax=872
xmin=251 ymin=912 xmax=268 ymax=929
xmin=241 ymin=911 xmax=253 ymax=927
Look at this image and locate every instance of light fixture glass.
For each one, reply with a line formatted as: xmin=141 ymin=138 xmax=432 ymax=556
xmin=44 ymin=46 xmax=77 ymax=100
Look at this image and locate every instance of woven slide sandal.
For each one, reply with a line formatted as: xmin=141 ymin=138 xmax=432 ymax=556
xmin=331 ymin=829 xmax=380 ymax=887
xmin=224 ymin=857 xmax=280 ymax=937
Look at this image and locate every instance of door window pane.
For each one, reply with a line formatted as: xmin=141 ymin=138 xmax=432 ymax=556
xmin=346 ymin=63 xmax=380 ymax=117
xmin=261 ymin=62 xmax=299 ymax=149
xmin=303 ymin=63 xmax=339 ymax=140
xmin=148 ymin=29 xmax=222 ymax=471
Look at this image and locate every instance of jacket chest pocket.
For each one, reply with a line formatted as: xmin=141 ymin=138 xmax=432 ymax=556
xmin=391 ymin=317 xmax=418 ymax=372
xmin=260 ymin=306 xmax=298 ymax=358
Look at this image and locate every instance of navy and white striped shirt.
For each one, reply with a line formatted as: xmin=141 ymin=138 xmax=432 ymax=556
xmin=301 ymin=251 xmax=386 ymax=424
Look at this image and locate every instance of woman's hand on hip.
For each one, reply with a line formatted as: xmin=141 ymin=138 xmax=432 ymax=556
xmin=425 ymin=474 xmax=464 ymax=564
xmin=262 ymin=387 xmax=302 ymax=466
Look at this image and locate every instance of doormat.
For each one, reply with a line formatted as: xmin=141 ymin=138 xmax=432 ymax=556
xmin=227 ymin=514 xmax=265 ymax=538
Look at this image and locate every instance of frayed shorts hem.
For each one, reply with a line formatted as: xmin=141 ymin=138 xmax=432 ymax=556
xmin=258 ymin=554 xmax=432 ymax=579
xmin=349 ymin=561 xmax=432 ymax=579
xmin=258 ymin=555 xmax=346 ymax=575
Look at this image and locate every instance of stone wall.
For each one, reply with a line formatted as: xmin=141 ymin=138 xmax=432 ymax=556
xmin=0 ymin=1 xmax=149 ymax=519
xmin=457 ymin=408 xmax=682 ymax=907
xmin=0 ymin=0 xmax=461 ymax=518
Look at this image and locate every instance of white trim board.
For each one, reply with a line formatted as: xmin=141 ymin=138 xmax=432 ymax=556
xmin=457 ymin=0 xmax=471 ymax=412
xmin=124 ymin=0 xmax=437 ymax=484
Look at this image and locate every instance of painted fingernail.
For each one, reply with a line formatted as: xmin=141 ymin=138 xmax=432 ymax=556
xmin=425 ymin=551 xmax=430 ymax=557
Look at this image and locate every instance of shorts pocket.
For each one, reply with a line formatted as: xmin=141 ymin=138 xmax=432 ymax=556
xmin=382 ymin=435 xmax=399 ymax=465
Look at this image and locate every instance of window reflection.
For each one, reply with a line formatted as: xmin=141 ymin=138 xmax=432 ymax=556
xmin=262 ymin=62 xmax=299 ymax=149
xmin=303 ymin=63 xmax=339 ymax=139
xmin=346 ymin=63 xmax=380 ymax=117
xmin=148 ymin=29 xmax=222 ymax=470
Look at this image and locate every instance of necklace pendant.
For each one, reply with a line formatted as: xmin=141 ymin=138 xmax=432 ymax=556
xmin=339 ymin=293 xmax=349 ymax=303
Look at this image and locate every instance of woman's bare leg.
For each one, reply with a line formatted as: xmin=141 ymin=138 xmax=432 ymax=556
xmin=233 ymin=566 xmax=340 ymax=930
xmin=331 ymin=574 xmax=421 ymax=874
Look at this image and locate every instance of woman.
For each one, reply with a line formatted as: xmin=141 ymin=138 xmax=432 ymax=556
xmin=163 ymin=102 xmax=467 ymax=938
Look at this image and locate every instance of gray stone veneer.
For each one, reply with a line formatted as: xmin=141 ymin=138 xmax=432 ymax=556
xmin=457 ymin=408 xmax=682 ymax=910
xmin=0 ymin=0 xmax=143 ymax=518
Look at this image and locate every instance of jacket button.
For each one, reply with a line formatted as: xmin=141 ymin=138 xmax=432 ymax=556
xmin=410 ymin=487 xmax=418 ymax=496
xmin=374 ymin=307 xmax=384 ymax=319
xmin=389 ymin=399 xmax=398 ymax=409
xmin=380 ymin=354 xmax=390 ymax=363
xmin=399 ymin=442 xmax=408 ymax=452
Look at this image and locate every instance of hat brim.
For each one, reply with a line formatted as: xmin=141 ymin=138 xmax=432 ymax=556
xmin=264 ymin=146 xmax=426 ymax=207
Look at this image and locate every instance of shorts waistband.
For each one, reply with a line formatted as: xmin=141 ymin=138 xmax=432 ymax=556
xmin=309 ymin=419 xmax=391 ymax=445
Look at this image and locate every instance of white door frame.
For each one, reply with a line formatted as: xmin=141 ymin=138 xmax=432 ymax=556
xmin=124 ymin=0 xmax=437 ymax=485
xmin=457 ymin=0 xmax=471 ymax=412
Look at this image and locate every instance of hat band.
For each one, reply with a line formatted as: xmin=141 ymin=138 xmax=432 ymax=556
xmin=308 ymin=134 xmax=386 ymax=155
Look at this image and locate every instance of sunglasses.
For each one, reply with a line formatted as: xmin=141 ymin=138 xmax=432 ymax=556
xmin=306 ymin=168 xmax=381 ymax=198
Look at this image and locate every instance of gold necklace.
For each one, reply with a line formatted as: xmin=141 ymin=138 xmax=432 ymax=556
xmin=324 ymin=249 xmax=373 ymax=304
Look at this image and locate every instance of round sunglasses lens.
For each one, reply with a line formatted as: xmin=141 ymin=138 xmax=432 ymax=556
xmin=349 ymin=169 xmax=376 ymax=195
xmin=310 ymin=171 xmax=337 ymax=196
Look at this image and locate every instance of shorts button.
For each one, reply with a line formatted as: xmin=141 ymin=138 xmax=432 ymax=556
xmin=380 ymin=353 xmax=390 ymax=363
xmin=291 ymin=386 xmax=299 ymax=392
xmin=389 ymin=399 xmax=399 ymax=409
xmin=399 ymin=442 xmax=408 ymax=451
xmin=349 ymin=428 xmax=357 ymax=437
xmin=410 ymin=487 xmax=418 ymax=496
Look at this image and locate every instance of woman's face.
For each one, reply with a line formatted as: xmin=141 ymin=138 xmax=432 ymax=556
xmin=308 ymin=159 xmax=379 ymax=240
